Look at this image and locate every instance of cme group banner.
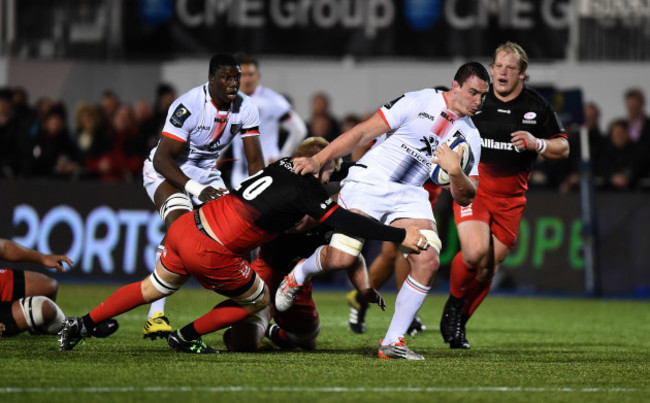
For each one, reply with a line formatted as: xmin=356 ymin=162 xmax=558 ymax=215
xmin=125 ymin=0 xmax=571 ymax=58
xmin=1 ymin=180 xmax=648 ymax=295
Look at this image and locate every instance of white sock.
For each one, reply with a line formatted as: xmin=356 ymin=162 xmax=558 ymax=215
xmin=381 ymin=275 xmax=430 ymax=345
xmin=292 ymin=246 xmax=324 ymax=284
xmin=147 ymin=246 xmax=166 ymax=319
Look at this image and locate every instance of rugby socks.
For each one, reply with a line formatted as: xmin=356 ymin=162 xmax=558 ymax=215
xmin=292 ymin=246 xmax=324 ymax=285
xmin=88 ymin=281 xmax=146 ymax=325
xmin=179 ymin=300 xmax=249 ymax=340
xmin=463 ymin=278 xmax=492 ymax=316
xmin=147 ymin=246 xmax=166 ymax=318
xmin=449 ymin=252 xmax=478 ymax=299
xmin=381 ymin=275 xmax=430 ymax=345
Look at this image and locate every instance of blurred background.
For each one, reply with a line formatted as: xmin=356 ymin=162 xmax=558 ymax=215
xmin=0 ymin=0 xmax=649 ymax=297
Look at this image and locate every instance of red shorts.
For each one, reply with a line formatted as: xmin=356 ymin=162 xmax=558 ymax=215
xmin=161 ymin=212 xmax=256 ymax=297
xmin=250 ymin=257 xmax=319 ymax=333
xmin=453 ymin=191 xmax=526 ymax=249
xmin=0 ymin=269 xmax=24 ymax=302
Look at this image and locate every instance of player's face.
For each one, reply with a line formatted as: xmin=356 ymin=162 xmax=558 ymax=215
xmin=239 ymin=64 xmax=260 ymax=96
xmin=491 ymin=50 xmax=525 ymax=100
xmin=452 ymin=75 xmax=489 ymax=117
xmin=208 ymin=65 xmax=241 ymax=108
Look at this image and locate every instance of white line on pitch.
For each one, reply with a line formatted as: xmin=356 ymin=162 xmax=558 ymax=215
xmin=1 ymin=386 xmax=648 ymax=394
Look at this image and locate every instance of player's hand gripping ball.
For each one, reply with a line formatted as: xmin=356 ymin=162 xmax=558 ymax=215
xmin=429 ymin=133 xmax=475 ymax=186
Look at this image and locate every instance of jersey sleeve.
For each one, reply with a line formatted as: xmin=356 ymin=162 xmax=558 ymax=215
xmin=241 ymin=97 xmax=262 ymax=138
xmin=161 ymin=95 xmax=198 ymax=143
xmin=378 ymin=91 xmax=421 ymax=130
xmin=540 ymin=102 xmax=567 ymax=140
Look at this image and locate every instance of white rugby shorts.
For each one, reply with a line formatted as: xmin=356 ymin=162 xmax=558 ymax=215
xmin=337 ymin=178 xmax=435 ymax=225
xmin=142 ymin=159 xmax=226 ymax=206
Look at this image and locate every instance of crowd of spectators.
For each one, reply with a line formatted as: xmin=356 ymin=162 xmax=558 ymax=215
xmin=0 ymin=84 xmax=175 ymax=183
xmin=1 ymin=84 xmax=650 ymax=191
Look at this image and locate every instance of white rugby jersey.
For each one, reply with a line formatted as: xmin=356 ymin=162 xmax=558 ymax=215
xmin=148 ymin=83 xmax=260 ymax=171
xmin=351 ymin=88 xmax=481 ymax=187
xmin=230 ymin=85 xmax=292 ymax=186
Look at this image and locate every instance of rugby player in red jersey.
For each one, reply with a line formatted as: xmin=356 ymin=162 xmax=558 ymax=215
xmin=440 ymin=42 xmax=570 ymax=349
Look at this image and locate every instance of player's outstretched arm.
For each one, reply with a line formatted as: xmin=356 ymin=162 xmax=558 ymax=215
xmin=323 ymin=208 xmax=426 ymax=252
xmin=0 ymin=239 xmax=72 ymax=272
xmin=293 ymin=112 xmax=389 ymax=175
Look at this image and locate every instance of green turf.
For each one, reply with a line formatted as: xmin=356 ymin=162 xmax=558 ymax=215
xmin=1 ymin=283 xmax=649 ymax=402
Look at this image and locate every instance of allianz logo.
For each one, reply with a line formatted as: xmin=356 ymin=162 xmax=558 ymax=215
xmin=481 ymin=138 xmax=517 ymax=151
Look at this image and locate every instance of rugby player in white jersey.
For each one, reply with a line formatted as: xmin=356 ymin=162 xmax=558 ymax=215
xmin=141 ymin=54 xmax=265 ymax=339
xmin=277 ymin=62 xmax=490 ymax=360
xmin=228 ymin=54 xmax=307 ymax=188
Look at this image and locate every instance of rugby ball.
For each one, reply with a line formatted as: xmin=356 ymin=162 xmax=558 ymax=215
xmin=429 ymin=133 xmax=475 ymax=186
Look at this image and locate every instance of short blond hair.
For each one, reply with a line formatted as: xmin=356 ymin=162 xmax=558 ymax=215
xmin=492 ymin=41 xmax=529 ymax=82
xmin=293 ymin=137 xmax=341 ymax=171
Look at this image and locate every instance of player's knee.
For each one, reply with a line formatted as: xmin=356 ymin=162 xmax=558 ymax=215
xmin=19 ymin=296 xmax=66 ymax=335
xmin=158 ymin=192 xmax=193 ymax=223
xmin=145 ymin=272 xmax=179 ymax=302
xmin=324 ymin=245 xmax=358 ymax=270
xmin=234 ymin=279 xmax=269 ymax=313
xmin=461 ymin=248 xmax=487 ymax=267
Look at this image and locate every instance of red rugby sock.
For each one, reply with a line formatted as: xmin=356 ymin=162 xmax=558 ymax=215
xmin=89 ymin=281 xmax=146 ymax=323
xmin=463 ymin=278 xmax=492 ymax=315
xmin=192 ymin=300 xmax=250 ymax=336
xmin=449 ymin=252 xmax=478 ymax=299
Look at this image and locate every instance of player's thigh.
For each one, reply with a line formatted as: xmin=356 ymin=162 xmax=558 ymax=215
xmin=23 ymin=271 xmax=57 ymax=300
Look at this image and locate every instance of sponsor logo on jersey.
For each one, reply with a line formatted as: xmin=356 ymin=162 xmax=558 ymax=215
xmin=497 ymin=108 xmax=511 ymax=114
xmin=522 ymin=119 xmax=537 ymax=124
xmin=170 ymin=104 xmax=191 ymax=128
xmin=400 ymin=142 xmax=431 ymax=164
xmin=524 ymin=112 xmax=537 ymax=120
xmin=481 ymin=138 xmax=518 ymax=152
xmin=383 ymin=95 xmax=404 ymax=109
xmin=197 ymin=125 xmax=211 ymax=131
xmin=418 ymin=112 xmax=435 ymax=121
xmin=239 ymin=262 xmax=252 ymax=278
xmin=418 ymin=135 xmax=438 ymax=156
xmin=320 ymin=198 xmax=335 ymax=209
xmin=279 ymin=158 xmax=293 ymax=171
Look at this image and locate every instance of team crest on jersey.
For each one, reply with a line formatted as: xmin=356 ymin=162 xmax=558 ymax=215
xmin=230 ymin=123 xmax=243 ymax=135
xmin=383 ymin=95 xmax=404 ymax=109
xmin=522 ymin=111 xmax=537 ymax=124
xmin=170 ymin=104 xmax=191 ymax=128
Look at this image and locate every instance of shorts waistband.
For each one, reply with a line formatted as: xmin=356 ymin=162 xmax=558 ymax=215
xmin=194 ymin=209 xmax=210 ymax=238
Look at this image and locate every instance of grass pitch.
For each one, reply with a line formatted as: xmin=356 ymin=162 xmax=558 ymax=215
xmin=1 ymin=283 xmax=649 ymax=402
